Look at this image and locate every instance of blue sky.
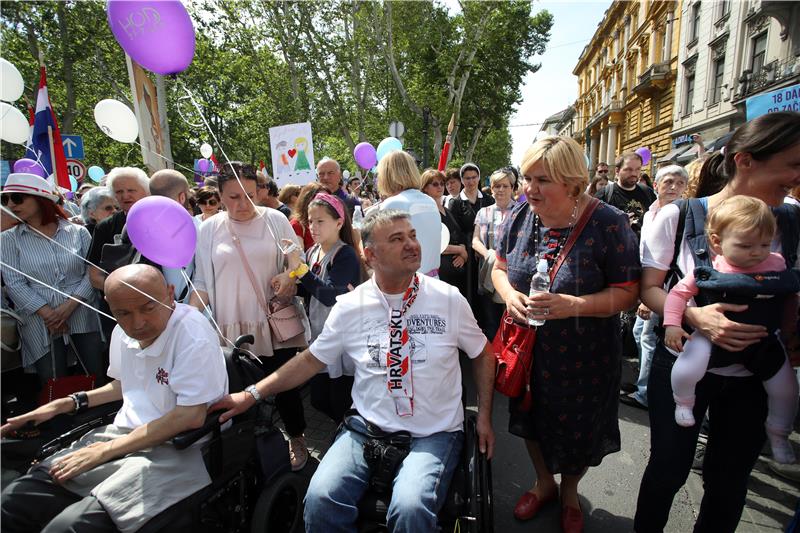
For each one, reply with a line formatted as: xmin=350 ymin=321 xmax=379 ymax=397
xmin=510 ymin=0 xmax=612 ymax=164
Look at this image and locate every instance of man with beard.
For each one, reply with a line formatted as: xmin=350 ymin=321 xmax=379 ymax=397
xmin=596 ymin=152 xmax=656 ymax=239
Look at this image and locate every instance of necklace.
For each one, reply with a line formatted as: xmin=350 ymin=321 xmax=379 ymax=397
xmin=534 ymin=198 xmax=579 ymax=274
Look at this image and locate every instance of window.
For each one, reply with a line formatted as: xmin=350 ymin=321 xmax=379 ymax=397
xmin=719 ymin=0 xmax=730 ymax=19
xmin=684 ymin=73 xmax=695 ymax=114
xmin=690 ymin=2 xmax=701 ymax=43
xmin=710 ymin=55 xmax=725 ymax=104
xmin=751 ymin=32 xmax=767 ymax=73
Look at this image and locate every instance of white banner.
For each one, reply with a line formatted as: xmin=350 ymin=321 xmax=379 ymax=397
xmin=269 ymin=121 xmax=315 ymax=186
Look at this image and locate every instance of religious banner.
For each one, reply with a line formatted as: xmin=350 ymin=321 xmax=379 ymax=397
xmin=126 ymin=56 xmax=171 ymax=173
xmin=269 ymin=121 xmax=315 ymax=186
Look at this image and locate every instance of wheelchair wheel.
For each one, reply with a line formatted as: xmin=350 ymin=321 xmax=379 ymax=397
xmin=250 ymin=469 xmax=311 ymax=533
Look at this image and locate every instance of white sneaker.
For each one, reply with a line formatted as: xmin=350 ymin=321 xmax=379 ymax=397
xmin=675 ymin=406 xmax=695 ymax=427
xmin=289 ymin=436 xmax=309 ymax=471
xmin=768 ymin=434 xmax=797 ymax=464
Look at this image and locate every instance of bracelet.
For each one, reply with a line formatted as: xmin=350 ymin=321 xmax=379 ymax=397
xmin=69 ymin=391 xmax=89 ymax=414
xmin=289 ymin=263 xmax=309 ymax=279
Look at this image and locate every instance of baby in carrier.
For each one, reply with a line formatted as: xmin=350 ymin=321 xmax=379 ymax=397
xmin=664 ymin=196 xmax=799 ymax=463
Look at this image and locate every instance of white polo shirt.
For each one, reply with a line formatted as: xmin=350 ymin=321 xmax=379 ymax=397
xmin=108 ymin=303 xmax=228 ymax=429
xmin=310 ymin=275 xmax=487 ymax=437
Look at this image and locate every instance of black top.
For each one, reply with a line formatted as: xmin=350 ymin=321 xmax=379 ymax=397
xmin=87 ymin=210 xmax=126 ymax=266
xmin=277 ymin=203 xmax=293 ymax=219
xmin=595 ymin=183 xmax=655 ymax=238
xmin=449 ymin=193 xmax=495 ymax=238
xmin=438 ymin=207 xmax=468 ymax=297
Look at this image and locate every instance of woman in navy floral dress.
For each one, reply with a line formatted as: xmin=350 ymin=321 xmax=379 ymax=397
xmin=493 ymin=136 xmax=641 ymax=532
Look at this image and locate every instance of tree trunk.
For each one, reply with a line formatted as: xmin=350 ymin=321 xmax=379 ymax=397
xmin=463 ymin=116 xmax=487 ymax=163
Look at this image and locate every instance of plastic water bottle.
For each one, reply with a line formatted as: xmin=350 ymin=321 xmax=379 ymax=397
xmin=352 ymin=206 xmax=364 ymax=229
xmin=528 ymin=258 xmax=550 ymax=327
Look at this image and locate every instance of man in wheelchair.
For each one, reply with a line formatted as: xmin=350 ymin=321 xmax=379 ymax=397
xmin=213 ymin=210 xmax=495 ymax=532
xmin=1 ymin=265 xmax=228 ymax=532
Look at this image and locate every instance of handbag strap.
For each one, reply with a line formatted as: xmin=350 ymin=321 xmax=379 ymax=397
xmin=49 ymin=334 xmax=91 ymax=377
xmin=226 ymin=220 xmax=271 ymax=318
xmin=550 ymin=197 xmax=600 ymax=283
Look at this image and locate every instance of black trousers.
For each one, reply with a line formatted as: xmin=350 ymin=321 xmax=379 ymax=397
xmin=262 ymin=348 xmax=306 ymax=438
xmin=634 ymin=342 xmax=768 ymax=533
xmin=1 ymin=470 xmax=116 ymax=533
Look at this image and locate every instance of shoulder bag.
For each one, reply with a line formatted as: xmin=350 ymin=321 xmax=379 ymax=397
xmin=493 ymin=197 xmax=600 ymax=411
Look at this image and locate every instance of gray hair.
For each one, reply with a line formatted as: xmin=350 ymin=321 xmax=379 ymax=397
xmin=361 ymin=209 xmax=411 ymax=247
xmin=316 ymin=157 xmax=341 ymax=173
xmin=80 ymin=186 xmax=115 ymax=224
xmin=654 ymin=164 xmax=689 ymax=184
xmin=106 ymin=167 xmax=149 ymax=194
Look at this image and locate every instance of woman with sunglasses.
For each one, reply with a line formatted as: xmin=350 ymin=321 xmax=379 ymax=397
xmin=420 ymin=169 xmax=469 ymax=297
xmin=195 ymin=186 xmax=221 ymax=222
xmin=1 ymin=173 xmax=104 ymax=386
xmin=78 ymin=187 xmax=117 ymax=238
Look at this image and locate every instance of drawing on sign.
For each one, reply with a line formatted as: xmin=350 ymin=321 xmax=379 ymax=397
xmin=269 ymin=122 xmax=315 ymax=185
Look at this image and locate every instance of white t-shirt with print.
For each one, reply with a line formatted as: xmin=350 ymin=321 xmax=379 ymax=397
xmin=310 ymin=275 xmax=487 ymax=437
xmin=108 ymin=303 xmax=229 ymax=429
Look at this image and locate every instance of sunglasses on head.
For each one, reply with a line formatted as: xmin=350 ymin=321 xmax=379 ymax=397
xmin=1 ymin=193 xmax=27 ymax=206
xmin=199 ymin=199 xmax=219 ymax=206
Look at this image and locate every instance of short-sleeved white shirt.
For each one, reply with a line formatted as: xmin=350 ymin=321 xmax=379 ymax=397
xmin=108 ymin=303 xmax=229 ymax=429
xmin=310 ymin=276 xmax=487 ymax=437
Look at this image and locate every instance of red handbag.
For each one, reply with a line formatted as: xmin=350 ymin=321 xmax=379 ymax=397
xmin=38 ymin=336 xmax=95 ymax=406
xmin=492 ymin=198 xmax=599 ymax=411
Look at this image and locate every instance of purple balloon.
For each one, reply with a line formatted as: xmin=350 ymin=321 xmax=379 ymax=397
xmin=13 ymin=158 xmax=46 ymax=178
xmin=198 ymin=158 xmax=211 ymax=173
xmin=126 ymin=196 xmax=196 ymax=268
xmin=635 ymin=147 xmax=652 ymax=166
xmin=107 ymin=0 xmax=195 ymax=76
xmin=353 ymin=142 xmax=377 ymax=170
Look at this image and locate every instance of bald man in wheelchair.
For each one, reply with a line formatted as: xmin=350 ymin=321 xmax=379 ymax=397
xmin=1 ymin=265 xmax=228 ymax=532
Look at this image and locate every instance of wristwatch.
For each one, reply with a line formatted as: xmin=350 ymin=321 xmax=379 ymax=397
xmin=245 ymin=385 xmax=262 ymax=403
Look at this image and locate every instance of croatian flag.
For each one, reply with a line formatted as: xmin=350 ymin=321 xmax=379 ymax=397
xmin=25 ymin=66 xmax=70 ymax=190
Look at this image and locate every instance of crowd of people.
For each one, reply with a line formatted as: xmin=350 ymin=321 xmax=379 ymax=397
xmin=0 ymin=110 xmax=799 ymax=532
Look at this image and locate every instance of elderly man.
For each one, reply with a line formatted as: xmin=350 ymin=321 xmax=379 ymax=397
xmin=149 ymin=169 xmax=198 ymax=302
xmin=213 ymin=210 xmax=495 ymax=533
xmin=87 ymin=167 xmax=150 ymax=290
xmin=316 ymin=157 xmax=361 ymax=217
xmin=0 ymin=265 xmax=228 ymax=532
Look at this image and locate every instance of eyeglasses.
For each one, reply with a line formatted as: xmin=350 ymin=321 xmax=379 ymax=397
xmin=199 ymin=199 xmax=219 ymax=206
xmin=462 ymin=174 xmax=479 ymax=181
xmin=596 ymin=169 xmax=609 ymax=174
xmin=1 ymin=193 xmax=27 ymax=206
xmin=429 ymin=181 xmax=444 ymax=187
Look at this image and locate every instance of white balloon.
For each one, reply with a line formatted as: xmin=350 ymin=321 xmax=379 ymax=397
xmin=0 ymin=59 xmax=24 ymax=103
xmin=0 ymin=102 xmax=30 ymax=145
xmin=200 ymin=142 xmax=213 ymax=159
xmin=94 ymin=99 xmax=138 ymax=143
xmin=440 ymin=223 xmax=450 ymax=254
xmin=343 ymin=170 xmax=351 ymax=180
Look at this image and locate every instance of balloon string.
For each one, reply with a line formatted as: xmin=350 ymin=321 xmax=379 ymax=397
xmin=176 ymin=80 xmax=290 ymax=254
xmin=180 ymin=270 xmax=234 ymax=348
xmin=2 ymin=210 xmax=172 ymax=312
xmin=0 ymin=260 xmax=117 ymax=322
xmin=131 ymin=140 xmax=197 ymax=176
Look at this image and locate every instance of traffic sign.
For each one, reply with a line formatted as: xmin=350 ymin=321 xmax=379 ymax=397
xmin=389 ymin=121 xmax=405 ymax=139
xmin=62 ymin=135 xmax=84 ymax=159
xmin=66 ymin=159 xmax=86 ymax=182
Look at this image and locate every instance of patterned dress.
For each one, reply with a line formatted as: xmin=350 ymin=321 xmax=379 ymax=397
xmin=496 ymin=200 xmax=641 ymax=474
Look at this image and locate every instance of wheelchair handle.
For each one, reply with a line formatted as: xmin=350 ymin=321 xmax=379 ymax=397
xmin=234 ymin=335 xmax=254 ymax=349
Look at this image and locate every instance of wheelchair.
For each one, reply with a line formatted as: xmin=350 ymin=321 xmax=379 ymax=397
xmin=356 ymin=414 xmax=494 ymax=533
xmin=2 ymin=335 xmax=313 ymax=533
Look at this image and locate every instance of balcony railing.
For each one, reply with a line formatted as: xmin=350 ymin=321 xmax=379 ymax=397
xmin=632 ymin=62 xmax=672 ymax=97
xmin=736 ymin=57 xmax=800 ymax=100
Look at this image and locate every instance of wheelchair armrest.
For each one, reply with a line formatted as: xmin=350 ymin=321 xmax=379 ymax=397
xmin=34 ymin=401 xmax=123 ymax=462
xmin=172 ymin=410 xmax=224 ymax=451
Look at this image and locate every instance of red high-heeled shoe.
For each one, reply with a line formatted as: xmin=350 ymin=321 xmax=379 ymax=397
xmin=561 ymin=501 xmax=584 ymax=533
xmin=513 ymin=489 xmax=558 ymax=521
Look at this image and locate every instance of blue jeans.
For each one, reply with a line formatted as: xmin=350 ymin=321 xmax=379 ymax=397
xmin=632 ymin=314 xmax=657 ymax=406
xmin=303 ymin=415 xmax=463 ymax=533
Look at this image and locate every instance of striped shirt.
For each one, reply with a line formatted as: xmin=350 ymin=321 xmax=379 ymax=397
xmin=1 ymin=219 xmax=100 ymax=367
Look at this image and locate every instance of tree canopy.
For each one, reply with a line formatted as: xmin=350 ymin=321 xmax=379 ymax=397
xmin=1 ymin=0 xmax=552 ymax=179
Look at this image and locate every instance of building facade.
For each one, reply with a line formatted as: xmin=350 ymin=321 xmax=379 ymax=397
xmin=668 ymin=0 xmax=800 ymax=163
xmin=573 ymin=0 xmax=681 ymax=172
